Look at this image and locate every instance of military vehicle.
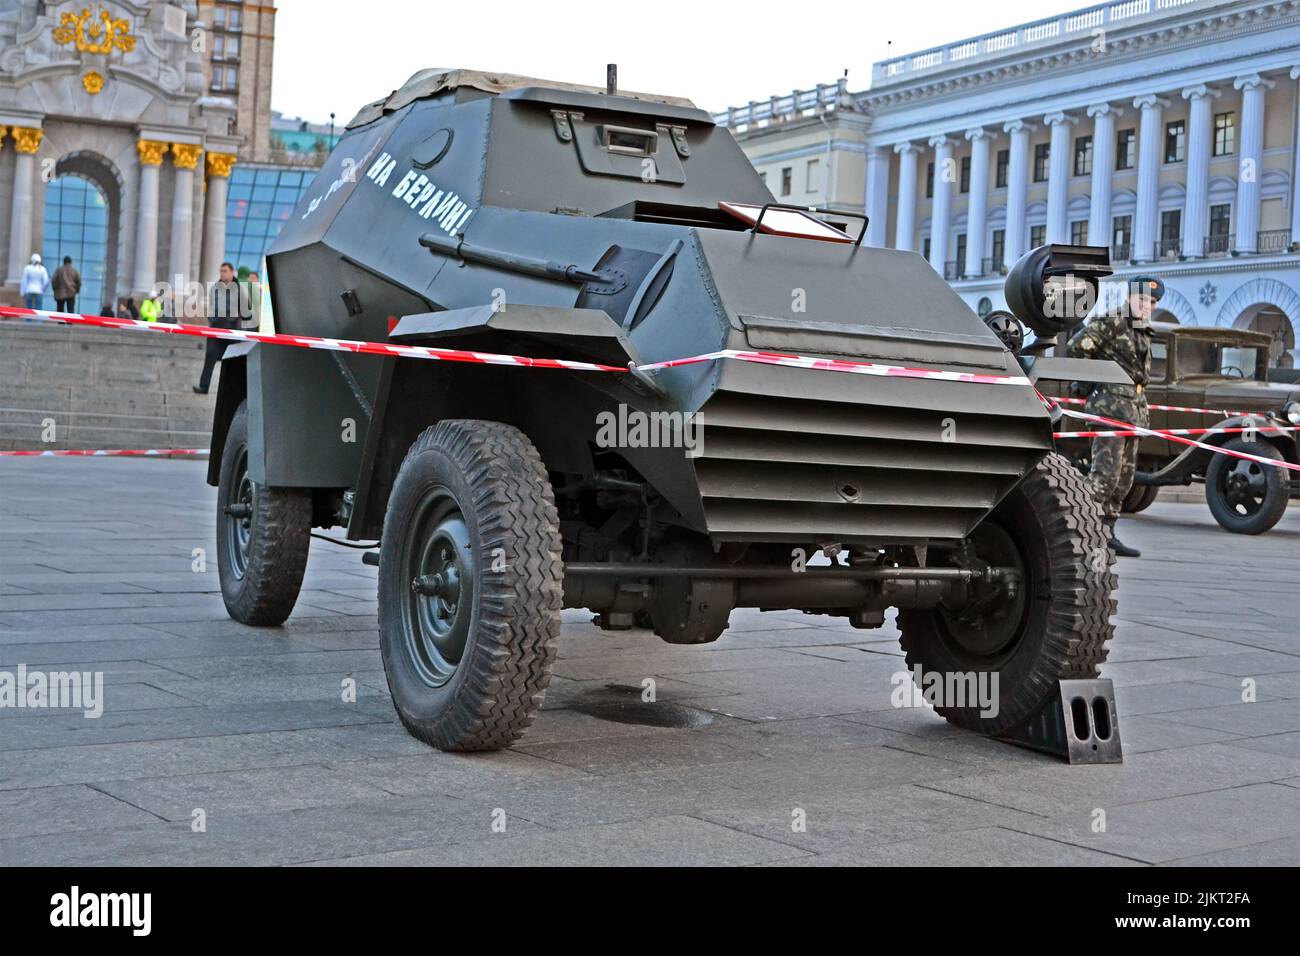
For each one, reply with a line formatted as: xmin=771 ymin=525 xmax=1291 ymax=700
xmin=206 ymin=70 xmax=1122 ymax=752
xmin=1041 ymin=322 xmax=1300 ymax=534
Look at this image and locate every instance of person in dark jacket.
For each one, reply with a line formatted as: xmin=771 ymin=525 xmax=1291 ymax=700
xmin=51 ymin=256 xmax=81 ymax=313
xmin=194 ymin=262 xmax=251 ymax=394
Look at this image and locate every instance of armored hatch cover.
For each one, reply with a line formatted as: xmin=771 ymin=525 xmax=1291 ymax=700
xmin=347 ymin=67 xmax=702 ymax=129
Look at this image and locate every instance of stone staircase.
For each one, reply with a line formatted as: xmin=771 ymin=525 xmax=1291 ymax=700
xmin=0 ymin=321 xmax=214 ymax=452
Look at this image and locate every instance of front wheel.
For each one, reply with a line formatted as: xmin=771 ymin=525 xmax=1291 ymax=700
xmin=898 ymin=452 xmax=1115 ymax=736
xmin=216 ymin=401 xmax=312 ymax=625
xmin=1204 ymin=439 xmax=1289 ymax=535
xmin=378 ymin=420 xmax=563 ymax=751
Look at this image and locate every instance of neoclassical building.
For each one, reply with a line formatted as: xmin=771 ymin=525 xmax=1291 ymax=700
xmin=0 ymin=1 xmax=278 ymax=312
xmin=718 ymin=0 xmax=1300 ymax=361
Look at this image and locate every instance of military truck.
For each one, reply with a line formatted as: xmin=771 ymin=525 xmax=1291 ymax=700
xmin=1046 ymin=322 xmax=1300 ymax=534
xmin=206 ymin=70 xmax=1121 ymax=752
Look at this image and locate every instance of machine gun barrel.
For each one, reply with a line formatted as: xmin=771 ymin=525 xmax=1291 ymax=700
xmin=419 ymin=231 xmax=605 ymax=284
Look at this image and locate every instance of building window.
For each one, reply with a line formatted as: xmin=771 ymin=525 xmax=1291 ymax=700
xmin=1116 ymin=129 xmax=1135 ymax=170
xmin=1070 ymin=220 xmax=1088 ymax=245
xmin=211 ymin=65 xmax=239 ymax=92
xmin=780 ymin=167 xmax=792 ymax=197
xmin=995 ymin=149 xmax=1009 ymax=188
xmin=1213 ymin=112 xmax=1235 ymax=156
xmin=213 ymin=1 xmax=243 ymax=32
xmin=923 ymin=237 xmax=931 ymax=260
xmin=926 ymin=162 xmax=934 ymax=199
xmin=212 ymin=33 xmax=240 ymax=61
xmin=959 ymin=156 xmax=971 ymax=193
xmin=1158 ymin=209 xmax=1182 ymax=256
xmin=1164 ymin=121 xmax=1186 ymax=164
xmin=954 ymin=233 xmax=967 ymax=274
xmin=1073 ymin=136 xmax=1092 ymax=177
xmin=42 ymin=176 xmax=109 ymax=314
xmin=805 ymin=158 xmax=819 ymax=193
xmin=990 ymin=229 xmax=1005 ymax=270
xmin=225 ymin=166 xmax=313 ymax=272
xmin=1209 ymin=203 xmax=1231 ymax=237
xmin=1029 ymin=224 xmax=1046 ymax=248
xmin=1112 ymin=215 xmax=1132 ymax=258
xmin=1032 ymin=143 xmax=1050 ymax=182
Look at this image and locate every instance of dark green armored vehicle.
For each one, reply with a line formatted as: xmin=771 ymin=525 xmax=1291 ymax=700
xmin=207 ymin=70 xmax=1120 ymax=751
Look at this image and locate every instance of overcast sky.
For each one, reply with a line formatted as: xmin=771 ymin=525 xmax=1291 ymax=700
xmin=271 ymin=0 xmax=1092 ymax=124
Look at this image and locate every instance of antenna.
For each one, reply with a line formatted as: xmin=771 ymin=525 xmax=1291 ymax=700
xmin=606 ymin=64 xmax=617 ymax=96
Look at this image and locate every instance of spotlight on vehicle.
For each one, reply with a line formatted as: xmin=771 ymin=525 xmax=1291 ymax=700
xmin=982 ymin=309 xmax=1025 ymax=354
xmin=1004 ymin=244 xmax=1113 ymax=338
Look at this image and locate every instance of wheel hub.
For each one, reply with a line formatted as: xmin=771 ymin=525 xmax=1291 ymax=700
xmin=939 ymin=522 xmax=1029 ymax=660
xmin=402 ymin=488 xmax=475 ymax=688
xmin=223 ymin=445 xmax=254 ymax=581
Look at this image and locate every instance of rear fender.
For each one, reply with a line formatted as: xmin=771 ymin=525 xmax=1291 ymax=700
xmin=206 ymin=342 xmax=253 ymax=486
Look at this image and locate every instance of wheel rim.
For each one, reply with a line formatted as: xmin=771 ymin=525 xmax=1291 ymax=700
xmin=400 ymin=485 xmax=475 ymax=688
xmin=1220 ymin=460 xmax=1266 ymax=517
xmin=223 ymin=444 xmax=253 ymax=581
xmin=936 ymin=521 xmax=1031 ymax=664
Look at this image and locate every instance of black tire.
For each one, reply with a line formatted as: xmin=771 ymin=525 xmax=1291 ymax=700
xmin=897 ymin=452 xmax=1115 ymax=736
xmin=1204 ymin=439 xmax=1289 ymax=535
xmin=1121 ymin=483 xmax=1159 ymax=514
xmin=216 ymin=401 xmax=311 ymax=625
xmin=378 ymin=420 xmax=563 ymax=751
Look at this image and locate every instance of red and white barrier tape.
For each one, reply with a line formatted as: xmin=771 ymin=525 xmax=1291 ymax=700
xmin=1054 ymin=424 xmax=1299 ymax=440
xmin=0 ymin=306 xmax=1033 ymax=387
xmin=1052 ymin=405 xmax=1300 ymax=472
xmin=1052 ymin=394 xmax=1273 ymax=419
xmin=0 ymin=448 xmax=208 ymax=457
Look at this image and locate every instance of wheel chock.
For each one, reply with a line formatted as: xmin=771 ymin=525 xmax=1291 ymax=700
xmin=996 ymin=678 xmax=1122 ymax=764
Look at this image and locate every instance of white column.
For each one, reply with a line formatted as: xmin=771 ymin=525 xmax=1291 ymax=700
xmin=1292 ymin=67 xmax=1300 ymax=246
xmin=201 ymin=153 xmax=236 ymax=283
xmin=1132 ymin=94 xmax=1168 ymax=261
xmin=928 ymin=135 xmax=953 ymax=274
xmin=1003 ymin=119 xmax=1033 ymax=263
xmin=893 ymin=142 xmax=919 ymax=251
xmin=1233 ymin=74 xmax=1271 ymax=254
xmin=4 ymin=126 xmax=42 ymax=288
xmin=964 ymin=127 xmax=991 ymax=277
xmin=1044 ymin=112 xmax=1075 ymax=244
xmin=168 ymin=143 xmax=201 ymax=286
xmin=1087 ymin=104 xmax=1119 ymax=251
xmin=1181 ymin=84 xmax=1217 ymax=258
xmin=133 ymin=139 xmax=166 ymax=295
xmin=863 ymin=145 xmax=891 ymax=247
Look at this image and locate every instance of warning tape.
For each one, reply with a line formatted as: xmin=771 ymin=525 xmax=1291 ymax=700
xmin=0 ymin=306 xmax=1033 ymax=387
xmin=0 ymin=448 xmax=208 ymax=457
xmin=1053 ymin=425 xmax=1300 ymax=440
xmin=1052 ymin=394 xmax=1275 ymax=419
xmin=1051 ymin=404 xmax=1300 ymax=472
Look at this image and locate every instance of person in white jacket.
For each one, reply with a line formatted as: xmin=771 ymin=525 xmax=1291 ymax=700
xmin=20 ymin=253 xmax=49 ymax=310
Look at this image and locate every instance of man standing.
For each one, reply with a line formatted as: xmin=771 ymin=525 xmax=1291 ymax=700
xmin=20 ymin=253 xmax=48 ymax=309
xmin=194 ymin=262 xmax=250 ymax=395
xmin=1066 ymin=276 xmax=1164 ymax=558
xmin=51 ymin=256 xmax=81 ymax=313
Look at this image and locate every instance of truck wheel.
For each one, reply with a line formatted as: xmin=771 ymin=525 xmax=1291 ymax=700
xmin=1204 ymin=439 xmax=1289 ymax=535
xmin=897 ymin=452 xmax=1114 ymax=736
xmin=1121 ymin=483 xmax=1159 ymax=514
xmin=216 ymin=401 xmax=312 ymax=625
xmin=378 ymin=420 xmax=562 ymax=751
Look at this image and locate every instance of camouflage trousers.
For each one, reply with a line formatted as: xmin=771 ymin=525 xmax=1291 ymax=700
xmin=1085 ymin=388 xmax=1149 ymax=520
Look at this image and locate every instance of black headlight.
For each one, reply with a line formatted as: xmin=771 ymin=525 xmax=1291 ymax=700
xmin=1005 ymin=244 xmax=1114 ymax=338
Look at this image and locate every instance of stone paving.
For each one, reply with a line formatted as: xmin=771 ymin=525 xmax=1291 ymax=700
xmin=0 ymin=457 xmax=1297 ymax=866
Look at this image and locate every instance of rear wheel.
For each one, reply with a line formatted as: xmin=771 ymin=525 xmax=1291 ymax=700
xmin=216 ymin=401 xmax=311 ymax=625
xmin=378 ymin=420 xmax=562 ymax=751
xmin=1121 ymin=483 xmax=1159 ymax=514
xmin=897 ymin=452 xmax=1115 ymax=736
xmin=1204 ymin=439 xmax=1289 ymax=535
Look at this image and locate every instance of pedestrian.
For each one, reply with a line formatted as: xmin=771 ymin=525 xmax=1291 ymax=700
xmin=51 ymin=256 xmax=81 ymax=313
xmin=20 ymin=253 xmax=48 ymax=309
xmin=1066 ymin=275 xmax=1163 ymax=558
xmin=99 ymin=303 xmax=114 ymax=317
xmin=116 ymin=297 xmax=130 ymax=319
xmin=140 ymin=289 xmax=162 ymax=323
xmin=194 ymin=262 xmax=250 ymax=395
xmin=125 ymin=297 xmax=139 ymax=320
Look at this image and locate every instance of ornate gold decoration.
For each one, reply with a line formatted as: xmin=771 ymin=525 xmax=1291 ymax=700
xmin=53 ymin=5 xmax=136 ymax=55
xmin=205 ymin=152 xmax=237 ymax=178
xmin=136 ymin=139 xmax=168 ymax=165
xmin=0 ymin=126 xmax=8 ymax=150
xmin=81 ymin=70 xmax=105 ymax=95
xmin=12 ymin=127 xmax=44 ymax=154
xmin=171 ymin=143 xmax=202 ymax=170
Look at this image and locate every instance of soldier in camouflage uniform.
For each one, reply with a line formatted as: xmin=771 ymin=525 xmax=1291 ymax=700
xmin=1066 ymin=276 xmax=1164 ymax=557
